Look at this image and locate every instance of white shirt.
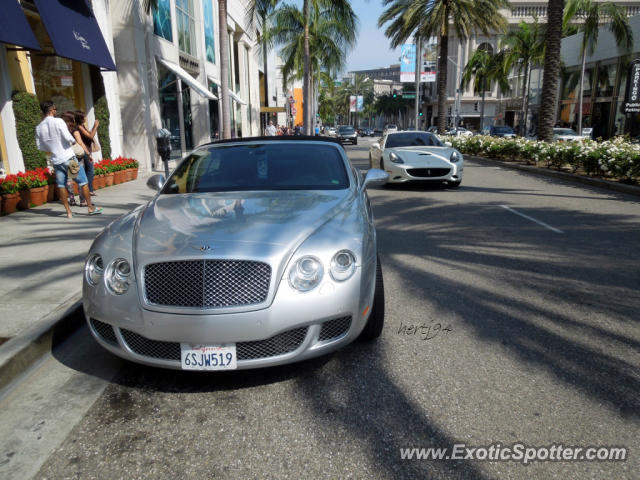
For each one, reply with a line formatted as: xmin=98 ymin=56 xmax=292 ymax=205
xmin=35 ymin=116 xmax=76 ymax=165
xmin=265 ymin=124 xmax=277 ymax=136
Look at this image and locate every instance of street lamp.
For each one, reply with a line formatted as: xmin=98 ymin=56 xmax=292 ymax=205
xmin=447 ymin=56 xmax=462 ymax=128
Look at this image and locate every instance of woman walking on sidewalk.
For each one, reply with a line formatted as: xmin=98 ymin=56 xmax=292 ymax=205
xmin=74 ymin=110 xmax=99 ymax=198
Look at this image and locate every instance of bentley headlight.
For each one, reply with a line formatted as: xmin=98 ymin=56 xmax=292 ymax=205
xmin=389 ymin=152 xmax=404 ymax=164
xmin=85 ymin=254 xmax=104 ymax=286
xmin=105 ymin=258 xmax=131 ymax=295
xmin=450 ymin=151 xmax=462 ymax=163
xmin=330 ymin=250 xmax=356 ymax=281
xmin=289 ymin=256 xmax=323 ymax=292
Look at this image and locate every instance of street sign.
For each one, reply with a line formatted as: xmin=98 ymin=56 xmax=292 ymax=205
xmin=624 ymin=59 xmax=640 ymax=114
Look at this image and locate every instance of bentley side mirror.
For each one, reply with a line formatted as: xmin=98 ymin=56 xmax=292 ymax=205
xmin=147 ymin=174 xmax=166 ymax=191
xmin=362 ymin=169 xmax=388 ymax=190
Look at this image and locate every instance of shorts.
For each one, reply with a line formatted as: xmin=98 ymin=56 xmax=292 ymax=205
xmin=54 ymin=158 xmax=88 ymax=188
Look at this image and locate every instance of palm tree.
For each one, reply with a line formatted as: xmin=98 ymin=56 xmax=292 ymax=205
xmin=379 ymin=0 xmax=509 ymax=134
xmin=563 ymin=0 xmax=633 ymax=135
xmin=218 ymin=0 xmax=232 ymax=138
xmin=501 ymin=18 xmax=545 ymax=136
xmin=461 ymin=48 xmax=511 ymax=130
xmin=537 ymin=0 xmax=565 ymax=142
xmin=339 ymin=74 xmax=374 ymax=127
xmin=246 ymin=1 xmax=280 ymax=109
xmin=267 ymin=0 xmax=357 ymax=129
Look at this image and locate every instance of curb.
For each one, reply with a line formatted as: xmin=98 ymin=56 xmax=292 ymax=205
xmin=0 ymin=294 xmax=84 ymax=392
xmin=467 ymin=155 xmax=640 ymax=197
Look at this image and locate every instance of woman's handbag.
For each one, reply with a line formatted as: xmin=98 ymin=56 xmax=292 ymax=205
xmin=72 ymin=143 xmax=85 ymax=157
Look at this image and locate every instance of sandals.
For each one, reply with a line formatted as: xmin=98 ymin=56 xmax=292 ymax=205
xmin=88 ymin=207 xmax=103 ymax=215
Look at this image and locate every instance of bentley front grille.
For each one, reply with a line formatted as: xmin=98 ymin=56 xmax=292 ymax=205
xmin=119 ymin=327 xmax=308 ymax=362
xmin=407 ymin=168 xmax=451 ymax=178
xmin=318 ymin=316 xmax=352 ymax=341
xmin=144 ymin=260 xmax=271 ymax=308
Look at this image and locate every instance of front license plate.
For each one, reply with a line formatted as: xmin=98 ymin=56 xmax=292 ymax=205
xmin=180 ymin=343 xmax=237 ymax=370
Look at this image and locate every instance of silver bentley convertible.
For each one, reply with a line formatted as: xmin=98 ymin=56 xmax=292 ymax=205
xmin=369 ymin=131 xmax=464 ymax=187
xmin=83 ymin=137 xmax=388 ymax=370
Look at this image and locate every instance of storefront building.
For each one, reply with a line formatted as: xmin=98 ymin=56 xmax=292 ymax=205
xmin=560 ymin=14 xmax=640 ymax=139
xmin=0 ymin=0 xmax=119 ymax=174
xmin=111 ymin=0 xmax=261 ymax=170
xmin=1 ymin=0 xmax=263 ymax=175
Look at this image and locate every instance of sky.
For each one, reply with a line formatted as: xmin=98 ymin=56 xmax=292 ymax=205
xmin=345 ymin=0 xmax=403 ymax=72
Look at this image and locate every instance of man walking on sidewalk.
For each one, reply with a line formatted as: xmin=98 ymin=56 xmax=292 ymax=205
xmin=35 ymin=101 xmax=101 ymax=218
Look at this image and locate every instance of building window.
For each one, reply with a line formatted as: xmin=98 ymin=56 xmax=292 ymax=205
xmin=158 ymin=64 xmax=181 ymax=159
xmin=153 ymin=0 xmax=173 ymax=41
xmin=202 ymin=0 xmax=215 ymax=63
xmin=176 ymin=0 xmax=195 ymax=55
xmin=596 ymin=62 xmax=617 ymax=98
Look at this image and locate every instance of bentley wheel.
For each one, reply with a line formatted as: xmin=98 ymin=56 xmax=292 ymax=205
xmin=358 ymin=255 xmax=385 ymax=341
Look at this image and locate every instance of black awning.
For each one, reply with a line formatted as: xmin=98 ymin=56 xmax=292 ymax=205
xmin=33 ymin=0 xmax=116 ymax=70
xmin=0 ymin=0 xmax=41 ymax=50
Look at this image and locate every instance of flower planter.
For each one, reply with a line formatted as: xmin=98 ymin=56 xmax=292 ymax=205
xmin=95 ymin=175 xmax=105 ymax=189
xmin=114 ymin=170 xmax=125 ymax=184
xmin=124 ymin=168 xmax=134 ymax=182
xmin=2 ymin=193 xmax=20 ymax=214
xmin=132 ymin=168 xmax=138 ymax=180
xmin=104 ymin=172 xmax=114 ymax=186
xmin=18 ymin=190 xmax=30 ymax=210
xmin=29 ymin=186 xmax=47 ymax=206
xmin=47 ymin=184 xmax=55 ymax=202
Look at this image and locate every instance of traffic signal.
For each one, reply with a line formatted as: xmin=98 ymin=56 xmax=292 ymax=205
xmin=419 ymin=112 xmax=423 ymax=116
xmin=392 ymin=89 xmax=397 ymax=98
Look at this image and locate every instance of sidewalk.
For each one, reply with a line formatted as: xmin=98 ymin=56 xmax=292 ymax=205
xmin=0 ymin=170 xmax=159 ymax=390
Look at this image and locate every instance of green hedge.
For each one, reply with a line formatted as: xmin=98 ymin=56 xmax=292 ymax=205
xmin=12 ymin=92 xmax=47 ymax=170
xmin=95 ymin=96 xmax=111 ymax=159
xmin=445 ymin=135 xmax=640 ymax=182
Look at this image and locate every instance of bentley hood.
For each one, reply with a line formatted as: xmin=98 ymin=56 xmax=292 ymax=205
xmin=134 ymin=190 xmax=351 ymax=265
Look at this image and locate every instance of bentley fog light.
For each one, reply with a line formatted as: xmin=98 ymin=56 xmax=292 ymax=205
xmin=289 ymin=256 xmax=323 ymax=292
xmin=85 ymin=254 xmax=104 ymax=286
xmin=389 ymin=152 xmax=404 ymax=164
xmin=330 ymin=250 xmax=356 ymax=281
xmin=105 ymin=258 xmax=131 ymax=295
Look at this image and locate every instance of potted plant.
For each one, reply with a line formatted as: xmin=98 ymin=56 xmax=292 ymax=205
xmin=101 ymin=159 xmax=115 ymax=186
xmin=93 ymin=162 xmax=106 ymax=189
xmin=130 ymin=158 xmax=139 ymax=180
xmin=112 ymin=157 xmax=126 ymax=184
xmin=29 ymin=168 xmax=49 ymax=206
xmin=0 ymin=174 xmax=21 ymax=214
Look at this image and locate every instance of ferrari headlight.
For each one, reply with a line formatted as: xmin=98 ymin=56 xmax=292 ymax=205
xmin=288 ymin=256 xmax=323 ymax=292
xmin=85 ymin=254 xmax=104 ymax=286
xmin=389 ymin=152 xmax=404 ymax=164
xmin=105 ymin=258 xmax=131 ymax=295
xmin=450 ymin=151 xmax=462 ymax=163
xmin=330 ymin=250 xmax=356 ymax=281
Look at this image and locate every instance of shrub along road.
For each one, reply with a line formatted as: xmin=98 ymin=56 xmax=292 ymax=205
xmin=1 ymin=138 xmax=639 ymax=479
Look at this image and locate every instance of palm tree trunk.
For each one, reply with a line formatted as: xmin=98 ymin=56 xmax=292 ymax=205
xmin=303 ymin=0 xmax=311 ymax=135
xmin=577 ymin=48 xmax=586 ymax=135
xmin=219 ymin=0 xmax=231 ymax=139
xmin=415 ymin=35 xmax=421 ymax=129
xmin=262 ymin=13 xmax=269 ymax=108
xmin=520 ymin=61 xmax=529 ymax=136
xmin=537 ymin=0 xmax=565 ymax=142
xmin=523 ymin=63 xmax=532 ymax=136
xmin=480 ymin=79 xmax=486 ymax=129
xmin=437 ymin=33 xmax=449 ymax=134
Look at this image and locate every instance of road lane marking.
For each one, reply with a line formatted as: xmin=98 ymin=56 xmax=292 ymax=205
xmin=501 ymin=205 xmax=564 ymax=234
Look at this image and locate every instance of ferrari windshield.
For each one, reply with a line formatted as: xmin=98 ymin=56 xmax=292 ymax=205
xmin=385 ymin=132 xmax=443 ymax=148
xmin=162 ymin=143 xmax=349 ymax=193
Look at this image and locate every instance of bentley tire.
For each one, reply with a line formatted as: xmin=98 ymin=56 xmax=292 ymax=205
xmin=358 ymin=255 xmax=385 ymax=341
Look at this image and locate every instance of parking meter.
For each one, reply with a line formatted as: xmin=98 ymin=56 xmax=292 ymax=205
xmin=156 ymin=128 xmax=172 ymax=178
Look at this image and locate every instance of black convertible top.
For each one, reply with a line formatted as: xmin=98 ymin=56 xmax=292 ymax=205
xmin=201 ymin=135 xmax=344 ymax=148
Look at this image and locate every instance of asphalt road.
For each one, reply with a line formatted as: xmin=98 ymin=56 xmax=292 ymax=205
xmin=1 ymin=137 xmax=639 ymax=479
